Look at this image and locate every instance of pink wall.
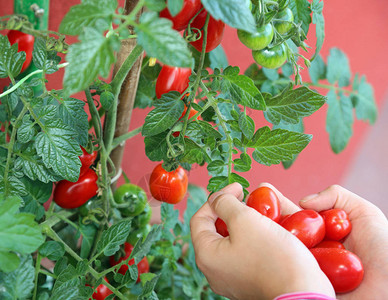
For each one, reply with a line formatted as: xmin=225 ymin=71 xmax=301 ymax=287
xmin=1 ymin=1 xmax=388 ymax=209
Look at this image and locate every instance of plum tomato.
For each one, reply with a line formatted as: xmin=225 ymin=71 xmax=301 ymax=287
xmin=90 ymin=277 xmax=113 ymax=300
xmin=237 ymin=23 xmax=274 ymax=50
xmin=159 ymin=0 xmax=202 ymax=31
xmin=7 ymin=30 xmax=34 ymax=73
xmin=155 ymin=65 xmax=192 ymax=99
xmin=215 ymin=218 xmax=229 ymax=237
xmin=246 ymin=186 xmax=281 ymax=223
xmin=320 ymin=209 xmax=352 ymax=241
xmin=79 ymin=146 xmax=97 ymax=177
xmin=314 ymin=240 xmax=346 ymax=250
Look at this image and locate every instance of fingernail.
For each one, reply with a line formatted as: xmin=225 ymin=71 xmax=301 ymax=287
xmin=300 ymin=193 xmax=318 ymax=203
xmin=208 ymin=191 xmax=223 ymax=205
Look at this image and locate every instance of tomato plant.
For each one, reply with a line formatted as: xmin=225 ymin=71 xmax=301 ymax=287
xmin=6 ymin=30 xmax=34 ymax=73
xmin=310 ymin=248 xmax=364 ymax=293
xmin=159 ymin=0 xmax=202 ymax=31
xmin=155 ymin=65 xmax=192 ymax=99
xmin=280 ymin=210 xmax=325 ymax=248
xmin=149 ymin=163 xmax=188 ymax=204
xmin=246 ymin=186 xmax=281 ymax=222
xmin=114 ymin=183 xmax=147 ymax=217
xmin=320 ymin=208 xmax=352 ymax=241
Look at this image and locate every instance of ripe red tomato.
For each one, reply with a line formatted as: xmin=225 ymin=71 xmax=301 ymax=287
xmin=215 ymin=218 xmax=229 ymax=237
xmin=190 ymin=10 xmax=225 ymax=53
xmin=149 ymin=163 xmax=188 ymax=204
xmin=79 ymin=147 xmax=97 ymax=177
xmin=109 ymin=242 xmax=149 ymax=283
xmin=310 ymin=248 xmax=364 ymax=293
xmin=7 ymin=30 xmax=35 ymax=73
xmin=315 ymin=240 xmax=346 ymax=249
xmin=246 ymin=187 xmax=281 ymax=223
xmin=280 ymin=210 xmax=325 ymax=248
xmin=155 ymin=65 xmax=192 ymax=99
xmin=90 ymin=277 xmax=113 ymax=300
xmin=320 ymin=209 xmax=352 ymax=241
xmin=159 ymin=0 xmax=202 ymax=31
xmin=54 ymin=168 xmax=98 ymax=209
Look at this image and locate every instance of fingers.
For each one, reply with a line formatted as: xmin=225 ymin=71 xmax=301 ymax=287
xmin=257 ymin=182 xmax=300 ymax=215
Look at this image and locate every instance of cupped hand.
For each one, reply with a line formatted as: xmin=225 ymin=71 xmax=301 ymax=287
xmin=300 ymin=185 xmax=388 ymax=300
xmin=190 ymin=183 xmax=335 ymax=300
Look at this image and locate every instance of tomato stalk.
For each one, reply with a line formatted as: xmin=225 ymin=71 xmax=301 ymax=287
xmin=32 ymin=253 xmax=42 ymax=300
xmin=111 ymin=125 xmax=142 ymax=149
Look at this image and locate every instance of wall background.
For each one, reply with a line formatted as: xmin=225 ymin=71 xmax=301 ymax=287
xmin=1 ymin=1 xmax=387 ymax=214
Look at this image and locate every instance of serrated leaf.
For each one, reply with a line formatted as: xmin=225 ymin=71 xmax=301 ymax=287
xmin=201 ymin=0 xmax=256 ymax=33
xmin=20 ymin=177 xmax=52 ymax=220
xmin=246 ymin=126 xmax=312 ymax=166
xmin=161 ymin=203 xmax=180 ymax=230
xmin=264 ymin=86 xmax=326 ymax=125
xmin=131 ymin=225 xmax=162 ymax=262
xmin=207 ymin=160 xmax=227 ymax=176
xmin=35 ymin=119 xmax=82 ymax=182
xmin=32 ymin=38 xmax=61 ymax=74
xmin=326 ymin=90 xmax=353 ymax=154
xmin=17 ymin=115 xmax=36 ymax=144
xmin=142 ymin=93 xmax=184 ymax=136
xmin=0 ymin=174 xmax=28 ymax=197
xmin=100 ymin=91 xmax=115 ymax=110
xmin=309 ymin=54 xmax=326 ymax=85
xmin=39 ymin=241 xmax=65 ymax=261
xmin=238 ymin=111 xmax=255 ymax=139
xmin=289 ymin=0 xmax=312 ymax=37
xmin=233 ymin=153 xmax=252 ymax=172
xmin=59 ymin=0 xmax=117 ymax=35
xmin=79 ymin=223 xmax=98 ymax=259
xmin=186 ymin=120 xmax=222 ymax=139
xmin=230 ymin=173 xmax=249 ymax=188
xmin=96 ymin=220 xmax=131 ymax=257
xmin=58 ymin=98 xmax=89 ymax=146
xmin=181 ymin=139 xmax=207 ymax=164
xmin=327 ymin=48 xmax=351 ymax=87
xmin=64 ymin=28 xmax=120 ymax=95
xmin=0 ymin=255 xmax=34 ymax=298
xmin=135 ymin=74 xmax=155 ymax=109
xmin=144 ymin=131 xmax=169 ymax=161
xmin=311 ymin=0 xmax=325 ymax=61
xmin=0 ymin=251 xmax=20 ymax=273
xmin=136 ymin=12 xmax=192 ymax=68
xmin=0 ymin=35 xmax=25 ymax=78
xmin=207 ymin=176 xmax=229 ymax=192
xmin=221 ymin=67 xmax=266 ymax=110
xmin=352 ymin=75 xmax=377 ymax=124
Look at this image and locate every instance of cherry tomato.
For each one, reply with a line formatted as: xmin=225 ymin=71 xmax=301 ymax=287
xmin=246 ymin=186 xmax=281 ymax=223
xmin=149 ymin=163 xmax=188 ymax=204
xmin=273 ymin=8 xmax=294 ymax=34
xmin=54 ymin=168 xmax=98 ymax=209
xmin=280 ymin=210 xmax=325 ymax=248
xmin=237 ymin=23 xmax=274 ymax=50
xmin=252 ymin=43 xmax=287 ymax=69
xmin=132 ymin=203 xmax=152 ymax=228
xmin=315 ymin=240 xmax=346 ymax=249
xmin=90 ymin=277 xmax=113 ymax=300
xmin=114 ymin=183 xmax=147 ymax=217
xmin=190 ymin=10 xmax=225 ymax=53
xmin=7 ymin=30 xmax=35 ymax=73
xmin=79 ymin=146 xmax=97 ymax=177
xmin=155 ymin=65 xmax=192 ymax=99
xmin=215 ymin=218 xmax=229 ymax=237
xmin=159 ymin=0 xmax=202 ymax=31
xmin=320 ymin=209 xmax=352 ymax=241
xmin=310 ymin=248 xmax=364 ymax=293
xmin=109 ymin=242 xmax=149 ymax=283
xmin=279 ymin=214 xmax=290 ymax=223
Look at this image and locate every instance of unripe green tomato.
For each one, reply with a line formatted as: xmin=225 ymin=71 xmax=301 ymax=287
xmin=127 ymin=224 xmax=151 ymax=245
xmin=114 ymin=183 xmax=147 ymax=217
xmin=132 ymin=203 xmax=152 ymax=228
xmin=237 ymin=23 xmax=274 ymax=50
xmin=273 ymin=8 xmax=294 ymax=34
xmin=252 ymin=44 xmax=287 ymax=69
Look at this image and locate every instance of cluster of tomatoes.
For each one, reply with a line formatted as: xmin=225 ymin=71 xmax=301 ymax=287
xmin=237 ymin=6 xmax=294 ymax=69
xmin=215 ymin=186 xmax=364 ymax=294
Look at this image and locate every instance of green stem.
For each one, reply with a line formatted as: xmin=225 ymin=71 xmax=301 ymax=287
xmin=304 ymin=82 xmax=355 ymax=95
xmin=32 ymin=253 xmax=42 ymax=300
xmin=85 ymin=89 xmax=102 ymax=141
xmin=39 ymin=269 xmax=57 ymax=279
xmin=42 ymin=210 xmax=75 ymax=229
xmin=111 ymin=125 xmax=142 ymax=149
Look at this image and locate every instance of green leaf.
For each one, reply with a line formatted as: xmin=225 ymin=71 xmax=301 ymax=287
xmin=221 ymin=67 xmax=266 ymax=110
xmin=233 ymin=153 xmax=252 ymax=172
xmin=161 ymin=203 xmax=180 ymax=230
xmin=0 ymin=252 xmax=20 ymax=273
xmin=39 ymin=241 xmax=65 ymax=261
xmin=326 ymin=90 xmax=354 ymax=154
xmin=64 ymin=28 xmax=120 ymax=95
xmin=209 ymin=45 xmax=229 ymax=70
xmin=238 ymin=111 xmax=255 ymax=139
xmin=207 ymin=176 xmax=229 ymax=192
xmin=264 ymin=86 xmax=326 ymax=125
xmin=145 ymin=0 xmax=166 ymax=11
xmin=311 ymin=0 xmax=325 ymax=61
xmin=352 ymin=75 xmax=377 ymax=124
xmin=51 ymin=265 xmax=90 ymax=300
xmin=207 ymin=160 xmax=227 ymax=176
xmin=186 ymin=120 xmax=222 ymax=139
xmin=131 ymin=225 xmax=162 ymax=262
xmin=20 ymin=177 xmax=52 ymax=220
xmin=96 ymin=220 xmax=131 ymax=257
xmin=135 ymin=74 xmax=155 ymax=109
xmin=35 ymin=120 xmax=82 ymax=182
xmin=309 ymin=54 xmax=326 ymax=85
xmin=136 ymin=12 xmax=192 ymax=68
xmin=58 ymin=98 xmax=89 ymax=146
xmin=59 ymin=0 xmax=117 ymax=35
xmin=0 ymin=194 xmax=44 ymax=255
xmin=144 ymin=131 xmax=169 ymax=161
xmin=327 ymin=48 xmax=351 ymax=87
xmin=245 ymin=126 xmax=312 ymax=166
xmin=230 ymin=173 xmax=249 ymax=188
xmin=167 ymin=0 xmax=183 ymax=16
xmin=17 ymin=115 xmax=36 ymax=144
xmin=289 ymin=0 xmax=312 ymax=37
xmin=181 ymin=139 xmax=207 ymax=164
xmin=32 ymin=38 xmax=61 ymax=74
xmin=142 ymin=92 xmax=185 ymax=136
xmin=100 ymin=91 xmax=115 ymax=110
xmin=0 ymin=255 xmax=34 ymax=299
xmin=0 ymin=35 xmax=25 ymax=78
xmin=79 ymin=223 xmax=98 ymax=259
xmin=139 ymin=274 xmax=160 ymax=297
xmin=201 ymin=0 xmax=256 ymax=33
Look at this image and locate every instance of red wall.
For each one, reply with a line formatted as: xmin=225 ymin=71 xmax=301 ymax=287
xmin=1 ymin=0 xmax=388 ymax=208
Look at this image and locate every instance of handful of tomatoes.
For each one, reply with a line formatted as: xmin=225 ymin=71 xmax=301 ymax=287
xmin=215 ymin=186 xmax=364 ymax=294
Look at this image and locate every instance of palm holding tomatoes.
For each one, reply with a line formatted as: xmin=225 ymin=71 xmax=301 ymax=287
xmin=159 ymin=0 xmax=202 ymax=31
xmin=320 ymin=209 xmax=352 ymax=241
xmin=7 ymin=30 xmax=34 ymax=73
xmin=149 ymin=163 xmax=188 ymax=204
xmin=246 ymin=186 xmax=281 ymax=222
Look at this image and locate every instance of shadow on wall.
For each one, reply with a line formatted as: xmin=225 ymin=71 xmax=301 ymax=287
xmin=342 ymin=90 xmax=388 ymax=217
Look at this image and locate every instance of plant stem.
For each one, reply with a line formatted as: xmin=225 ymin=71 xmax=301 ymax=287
xmin=39 ymin=269 xmax=57 ymax=279
xmin=41 ymin=210 xmax=75 ymax=229
xmin=111 ymin=125 xmax=142 ymax=149
xmin=32 ymin=253 xmax=42 ymax=300
xmin=85 ymin=89 xmax=102 ymax=141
